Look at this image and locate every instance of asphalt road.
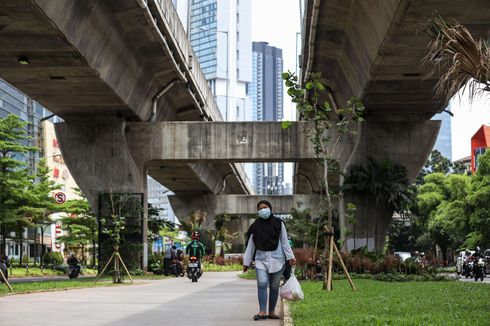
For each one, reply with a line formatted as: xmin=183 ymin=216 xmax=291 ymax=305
xmin=0 ymin=272 xmax=282 ymax=326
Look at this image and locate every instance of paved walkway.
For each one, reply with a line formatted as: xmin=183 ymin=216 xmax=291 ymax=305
xmin=0 ymin=272 xmax=281 ymax=326
xmin=458 ymin=274 xmax=490 ymax=284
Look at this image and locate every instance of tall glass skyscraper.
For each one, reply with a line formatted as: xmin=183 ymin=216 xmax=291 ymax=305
xmin=432 ymin=104 xmax=452 ymax=160
xmin=182 ymin=0 xmax=252 ymax=121
xmin=251 ymin=42 xmax=285 ymax=195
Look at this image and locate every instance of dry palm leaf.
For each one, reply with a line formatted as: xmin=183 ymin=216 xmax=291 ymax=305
xmin=423 ymin=15 xmax=490 ymax=103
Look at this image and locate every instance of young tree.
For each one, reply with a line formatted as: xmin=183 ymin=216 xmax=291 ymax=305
xmin=0 ymin=114 xmax=37 ymax=256
xmin=27 ymin=159 xmax=61 ymax=267
xmin=284 ymin=208 xmax=316 ymax=249
xmin=417 ymin=173 xmax=471 ymax=263
xmin=61 ymin=189 xmax=98 ymax=268
xmin=147 ymin=203 xmax=174 ymax=257
xmin=283 ymin=71 xmax=363 ymax=291
xmin=465 ymin=151 xmax=490 ymax=248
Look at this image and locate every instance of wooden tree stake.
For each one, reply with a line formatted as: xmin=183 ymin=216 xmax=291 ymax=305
xmin=0 ymin=267 xmax=13 ymax=292
xmin=95 ymin=250 xmax=133 ymax=283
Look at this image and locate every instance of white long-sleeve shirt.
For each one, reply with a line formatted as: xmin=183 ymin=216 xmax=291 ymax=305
xmin=243 ymin=222 xmax=295 ymax=273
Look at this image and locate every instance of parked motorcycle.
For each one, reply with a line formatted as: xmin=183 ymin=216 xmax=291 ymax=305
xmin=187 ymin=256 xmax=201 ymax=283
xmin=67 ymin=265 xmax=80 ymax=279
xmin=170 ymin=259 xmax=185 ymax=277
xmin=474 ymin=257 xmax=485 ymax=282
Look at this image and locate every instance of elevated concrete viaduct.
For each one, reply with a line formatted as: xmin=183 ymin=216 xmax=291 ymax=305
xmin=301 ymin=0 xmax=490 ymax=252
xmin=1 ymin=0 xmax=488 ymax=264
xmin=0 ymin=0 xmax=256 ymax=267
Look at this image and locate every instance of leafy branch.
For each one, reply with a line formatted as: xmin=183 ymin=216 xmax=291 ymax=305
xmin=282 ymin=71 xmax=364 ymax=227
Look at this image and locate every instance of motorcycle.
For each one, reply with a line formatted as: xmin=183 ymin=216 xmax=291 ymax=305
xmin=67 ymin=265 xmax=80 ymax=279
xmin=463 ymin=259 xmax=474 ymax=278
xmin=187 ymin=256 xmax=201 ymax=283
xmin=170 ymin=259 xmax=185 ymax=277
xmin=474 ymin=257 xmax=485 ymax=282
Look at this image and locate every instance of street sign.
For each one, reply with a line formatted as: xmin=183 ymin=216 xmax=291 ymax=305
xmin=54 ymin=191 xmax=66 ymax=204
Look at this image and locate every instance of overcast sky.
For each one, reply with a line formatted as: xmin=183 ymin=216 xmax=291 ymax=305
xmin=251 ymin=0 xmax=301 ymax=122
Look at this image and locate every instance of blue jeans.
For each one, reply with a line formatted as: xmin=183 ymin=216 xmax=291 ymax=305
xmin=256 ymin=265 xmax=285 ymax=313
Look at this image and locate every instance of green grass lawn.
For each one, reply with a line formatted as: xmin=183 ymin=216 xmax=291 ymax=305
xmin=0 ymin=277 xmax=130 ymax=296
xmin=239 ymin=269 xmax=256 ymax=280
xmin=202 ymin=263 xmax=242 ymax=272
xmin=9 ymin=267 xmax=97 ymax=278
xmin=290 ymin=279 xmax=490 ymax=325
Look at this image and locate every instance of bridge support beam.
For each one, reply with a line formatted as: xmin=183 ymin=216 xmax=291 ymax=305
xmin=168 ymin=194 xmax=321 ymax=221
xmin=125 ymin=121 xmax=320 ymax=163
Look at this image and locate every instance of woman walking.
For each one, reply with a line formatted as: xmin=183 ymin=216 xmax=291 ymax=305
xmin=243 ymin=200 xmax=296 ymax=321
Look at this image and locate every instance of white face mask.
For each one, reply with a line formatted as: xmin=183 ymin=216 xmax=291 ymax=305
xmin=258 ymin=207 xmax=271 ymax=219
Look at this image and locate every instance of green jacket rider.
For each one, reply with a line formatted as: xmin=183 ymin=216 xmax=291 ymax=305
xmin=186 ymin=231 xmax=206 ymax=259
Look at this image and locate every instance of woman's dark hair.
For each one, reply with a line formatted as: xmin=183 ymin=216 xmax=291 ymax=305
xmin=256 ymin=200 xmax=272 ymax=211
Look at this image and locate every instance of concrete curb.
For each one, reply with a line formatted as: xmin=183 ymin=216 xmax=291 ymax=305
xmin=282 ymin=299 xmax=294 ymax=326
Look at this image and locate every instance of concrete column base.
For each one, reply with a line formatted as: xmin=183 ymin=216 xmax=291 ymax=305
xmin=55 ymin=117 xmax=148 ymax=270
xmin=342 ymin=119 xmax=440 ymax=254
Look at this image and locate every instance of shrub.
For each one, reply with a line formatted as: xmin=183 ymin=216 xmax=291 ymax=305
xmin=42 ymin=252 xmax=54 ymax=266
xmin=148 ymin=252 xmax=164 ymax=274
xmin=52 ymin=252 xmax=64 ymax=265
xmin=293 ymin=248 xmax=317 ymax=268
xmin=214 ymin=256 xmax=225 ymax=266
xmin=130 ymin=268 xmax=144 ymax=276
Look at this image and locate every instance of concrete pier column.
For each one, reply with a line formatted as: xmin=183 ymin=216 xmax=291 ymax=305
xmin=343 ymin=119 xmax=441 ymax=254
xmin=55 ymin=117 xmax=148 ymax=269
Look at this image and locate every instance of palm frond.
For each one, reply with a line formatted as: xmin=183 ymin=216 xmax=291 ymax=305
xmin=423 ymin=14 xmax=490 ymax=103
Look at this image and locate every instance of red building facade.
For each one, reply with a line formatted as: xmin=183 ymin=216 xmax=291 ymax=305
xmin=471 ymin=125 xmax=490 ymax=173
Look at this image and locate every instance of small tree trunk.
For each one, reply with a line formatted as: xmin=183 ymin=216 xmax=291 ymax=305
xmin=0 ymin=223 xmax=6 ymax=257
xmin=33 ymin=227 xmax=38 ymax=267
xmin=18 ymin=223 xmax=23 ymax=268
xmin=82 ymin=244 xmax=85 ymax=266
xmin=40 ymin=226 xmax=45 ymax=268
xmin=92 ymin=238 xmax=97 ymax=269
xmin=441 ymin=246 xmax=448 ymax=266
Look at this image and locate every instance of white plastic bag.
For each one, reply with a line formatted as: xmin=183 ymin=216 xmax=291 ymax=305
xmin=280 ymin=268 xmax=304 ymax=301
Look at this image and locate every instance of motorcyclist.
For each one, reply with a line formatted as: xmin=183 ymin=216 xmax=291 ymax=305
xmin=67 ymin=253 xmax=81 ymax=274
xmin=413 ymin=251 xmax=421 ymax=263
xmin=186 ymin=231 xmax=206 ymax=272
xmin=472 ymin=246 xmax=482 ymax=258
xmin=169 ymin=245 xmax=180 ymax=277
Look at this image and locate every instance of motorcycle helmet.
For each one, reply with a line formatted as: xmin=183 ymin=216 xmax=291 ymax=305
xmin=191 ymin=231 xmax=200 ymax=240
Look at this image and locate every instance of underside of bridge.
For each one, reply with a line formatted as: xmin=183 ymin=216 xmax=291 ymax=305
xmin=0 ymin=0 xmax=257 ymax=268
